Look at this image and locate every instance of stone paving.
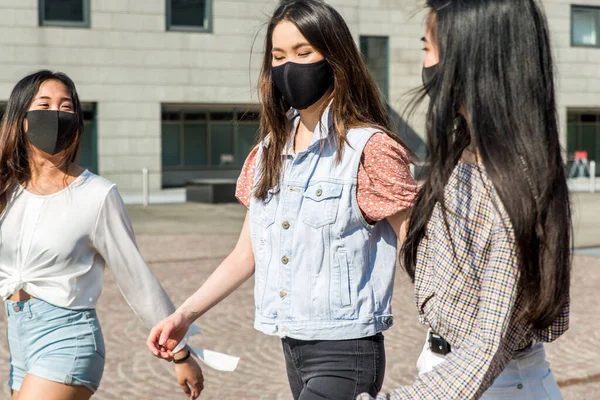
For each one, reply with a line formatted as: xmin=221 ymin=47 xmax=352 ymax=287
xmin=0 ymin=195 xmax=598 ymax=399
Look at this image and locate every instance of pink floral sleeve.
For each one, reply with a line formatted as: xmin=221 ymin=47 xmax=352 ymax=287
xmin=357 ymin=133 xmax=417 ymax=222
xmin=235 ymin=145 xmax=259 ymax=208
xmin=235 ymin=135 xmax=417 ymax=220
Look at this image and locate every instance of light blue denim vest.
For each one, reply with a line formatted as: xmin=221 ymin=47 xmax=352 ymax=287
xmin=249 ymin=105 xmax=398 ymax=340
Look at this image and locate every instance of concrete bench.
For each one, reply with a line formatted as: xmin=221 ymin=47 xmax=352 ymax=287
xmin=186 ymin=179 xmax=237 ymax=204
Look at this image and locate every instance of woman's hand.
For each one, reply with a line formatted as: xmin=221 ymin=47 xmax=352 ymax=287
xmin=147 ymin=310 xmax=191 ymax=360
xmin=174 ymin=350 xmax=204 ymax=399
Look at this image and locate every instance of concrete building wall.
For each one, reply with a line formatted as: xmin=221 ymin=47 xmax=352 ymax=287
xmin=0 ymin=0 xmax=598 ymax=192
xmin=0 ymin=0 xmax=274 ymax=191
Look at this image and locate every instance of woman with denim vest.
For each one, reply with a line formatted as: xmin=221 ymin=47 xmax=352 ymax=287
xmin=147 ymin=1 xmax=417 ymax=398
xmin=359 ymin=1 xmax=571 ymax=399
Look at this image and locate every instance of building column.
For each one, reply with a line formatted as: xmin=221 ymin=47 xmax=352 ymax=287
xmin=96 ymin=101 xmax=162 ymax=192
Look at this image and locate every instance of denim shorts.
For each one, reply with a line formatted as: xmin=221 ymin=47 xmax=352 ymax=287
xmin=5 ymin=298 xmax=105 ymax=393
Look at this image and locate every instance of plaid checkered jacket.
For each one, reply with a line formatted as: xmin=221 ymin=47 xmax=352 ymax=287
xmin=359 ymin=161 xmax=569 ymax=400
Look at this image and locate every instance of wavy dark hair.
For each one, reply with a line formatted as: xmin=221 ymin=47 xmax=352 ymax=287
xmin=402 ymin=0 xmax=571 ymax=330
xmin=0 ymin=70 xmax=84 ymax=215
xmin=255 ymin=0 xmax=406 ymax=200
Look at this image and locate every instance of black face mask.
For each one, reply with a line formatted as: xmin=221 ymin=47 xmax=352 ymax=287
xmin=25 ymin=110 xmax=77 ymax=155
xmin=272 ymin=59 xmax=333 ymax=110
xmin=422 ymin=63 xmax=439 ymax=97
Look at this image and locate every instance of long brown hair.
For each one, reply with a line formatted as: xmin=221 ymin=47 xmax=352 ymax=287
xmin=0 ymin=70 xmax=84 ymax=215
xmin=255 ymin=0 xmax=406 ymax=200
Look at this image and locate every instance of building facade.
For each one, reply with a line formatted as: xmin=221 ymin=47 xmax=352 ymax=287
xmin=0 ymin=0 xmax=599 ymax=194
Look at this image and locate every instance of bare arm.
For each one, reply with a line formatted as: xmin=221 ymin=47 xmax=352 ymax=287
xmin=178 ymin=211 xmax=255 ymax=323
xmin=147 ymin=211 xmax=255 ymax=355
xmin=386 ymin=208 xmax=411 ymax=245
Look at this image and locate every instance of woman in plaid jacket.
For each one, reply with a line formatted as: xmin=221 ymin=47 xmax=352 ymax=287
xmin=361 ymin=0 xmax=571 ymax=399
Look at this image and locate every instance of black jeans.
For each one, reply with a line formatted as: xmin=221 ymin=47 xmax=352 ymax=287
xmin=282 ymin=333 xmax=385 ymax=400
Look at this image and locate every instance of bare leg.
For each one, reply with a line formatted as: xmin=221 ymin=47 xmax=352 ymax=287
xmin=16 ymin=375 xmax=93 ymax=400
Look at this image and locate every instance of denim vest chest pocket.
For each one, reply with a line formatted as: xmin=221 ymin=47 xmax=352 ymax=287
xmin=301 ymin=182 xmax=343 ymax=228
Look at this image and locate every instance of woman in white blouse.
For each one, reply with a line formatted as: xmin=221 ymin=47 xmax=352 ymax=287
xmin=0 ymin=70 xmax=214 ymax=400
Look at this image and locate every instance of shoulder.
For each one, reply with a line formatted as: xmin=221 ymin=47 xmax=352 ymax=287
xmin=241 ymin=144 xmax=260 ymax=172
xmin=77 ymin=172 xmax=124 ymax=213
xmin=466 ymin=165 xmax=513 ymax=232
xmin=236 ymin=145 xmax=261 ymax=208
xmin=363 ymin=133 xmax=411 ymax=162
xmin=79 ymin=171 xmax=118 ymax=198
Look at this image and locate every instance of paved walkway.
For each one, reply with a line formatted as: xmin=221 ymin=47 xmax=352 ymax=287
xmin=0 ymin=196 xmax=598 ymax=399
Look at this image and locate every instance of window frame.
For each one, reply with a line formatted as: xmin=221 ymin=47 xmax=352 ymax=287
xmin=566 ymin=110 xmax=600 ymax=163
xmin=571 ymin=5 xmax=600 ymax=48
xmin=166 ymin=0 xmax=213 ymax=33
xmin=38 ymin=0 xmax=90 ymax=28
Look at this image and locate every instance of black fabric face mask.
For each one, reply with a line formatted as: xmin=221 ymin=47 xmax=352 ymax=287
xmin=422 ymin=63 xmax=439 ymax=98
xmin=272 ymin=59 xmax=333 ymax=110
xmin=25 ymin=110 xmax=77 ymax=155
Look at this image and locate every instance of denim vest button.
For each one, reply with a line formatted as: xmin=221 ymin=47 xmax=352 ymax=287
xmin=281 ymin=256 xmax=289 ymax=265
xmin=13 ymin=305 xmax=21 ymax=312
xmin=315 ymin=188 xmax=323 ymax=197
xmin=280 ymin=291 xmax=287 ymax=299
xmin=517 ymin=384 xmax=523 ymax=390
xmin=385 ymin=317 xmax=394 ymax=326
xmin=282 ymin=221 xmax=290 ymax=230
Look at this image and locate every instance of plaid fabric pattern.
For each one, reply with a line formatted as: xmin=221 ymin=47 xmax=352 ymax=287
xmin=358 ymin=161 xmax=569 ymax=400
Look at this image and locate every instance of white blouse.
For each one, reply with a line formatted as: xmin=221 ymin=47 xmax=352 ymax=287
xmin=0 ymin=170 xmax=238 ymax=371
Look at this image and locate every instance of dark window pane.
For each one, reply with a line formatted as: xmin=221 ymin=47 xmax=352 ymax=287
xmin=43 ymin=0 xmax=84 ymax=22
xmin=238 ymin=111 xmax=260 ymax=121
xmin=210 ymin=112 xmax=234 ymax=121
xmin=572 ymin=8 xmax=598 ymax=46
xmin=567 ymin=123 xmax=578 ymax=155
xmin=183 ymin=123 xmax=208 ymax=166
xmin=184 ymin=112 xmax=207 ymax=121
xmin=581 ymin=125 xmax=597 ymax=161
xmin=162 ymin=112 xmax=180 ymax=121
xmin=171 ymin=0 xmax=206 ymax=28
xmin=162 ymin=124 xmax=181 ymax=167
xmin=210 ymin=124 xmax=234 ymax=167
xmin=581 ymin=114 xmax=597 ymax=123
xmin=237 ymin=123 xmax=259 ymax=166
xmin=80 ymin=120 xmax=96 ymax=173
xmin=360 ymin=36 xmax=389 ymax=99
xmin=567 ymin=113 xmax=579 ymax=123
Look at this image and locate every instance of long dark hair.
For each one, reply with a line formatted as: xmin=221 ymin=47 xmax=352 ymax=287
xmin=402 ymin=0 xmax=571 ymax=330
xmin=255 ymin=0 xmax=403 ymax=200
xmin=0 ymin=70 xmax=84 ymax=215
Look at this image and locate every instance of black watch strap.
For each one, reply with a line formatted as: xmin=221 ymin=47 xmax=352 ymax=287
xmin=173 ymin=349 xmax=192 ymax=364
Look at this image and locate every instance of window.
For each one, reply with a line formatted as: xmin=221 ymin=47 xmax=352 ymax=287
xmin=360 ymin=36 xmax=390 ymax=99
xmin=166 ymin=0 xmax=212 ymax=32
xmin=567 ymin=110 xmax=600 ymax=174
xmin=161 ymin=107 xmax=259 ymax=169
xmin=572 ymin=6 xmax=600 ymax=47
xmin=39 ymin=0 xmax=90 ymax=28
